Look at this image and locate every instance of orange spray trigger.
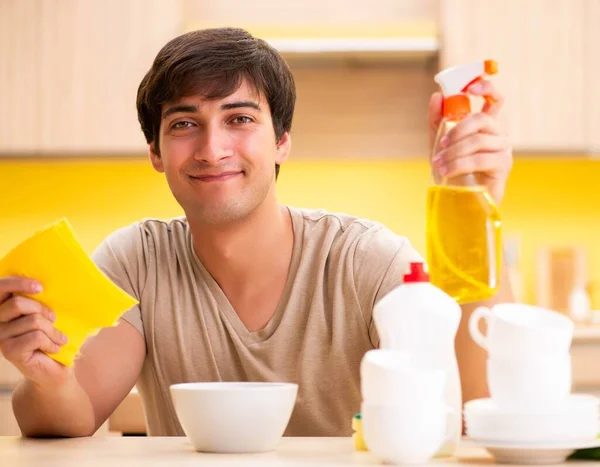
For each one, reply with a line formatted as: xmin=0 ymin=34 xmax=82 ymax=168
xmin=434 ymin=60 xmax=499 ymax=118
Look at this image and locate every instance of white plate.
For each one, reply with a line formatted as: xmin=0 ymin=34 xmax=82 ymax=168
xmin=461 ymin=437 xmax=600 ymax=465
xmin=463 ymin=395 xmax=600 ymax=444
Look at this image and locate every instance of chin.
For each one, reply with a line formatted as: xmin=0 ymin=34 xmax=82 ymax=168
xmin=187 ymin=200 xmax=256 ymax=226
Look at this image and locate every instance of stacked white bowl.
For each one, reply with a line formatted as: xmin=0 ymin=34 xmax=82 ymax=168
xmin=360 ymin=349 xmax=458 ymax=464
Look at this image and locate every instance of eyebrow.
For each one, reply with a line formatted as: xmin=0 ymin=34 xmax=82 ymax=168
xmin=220 ymin=101 xmax=262 ymax=112
xmin=162 ymin=105 xmax=198 ymax=120
xmin=162 ymin=100 xmax=262 ymax=120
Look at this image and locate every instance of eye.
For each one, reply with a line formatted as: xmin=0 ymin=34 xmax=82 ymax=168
xmin=171 ymin=121 xmax=195 ymax=130
xmin=230 ymin=116 xmax=254 ymax=124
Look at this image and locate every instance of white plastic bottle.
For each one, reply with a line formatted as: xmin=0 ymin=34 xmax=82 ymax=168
xmin=569 ymin=282 xmax=592 ymax=323
xmin=373 ymin=262 xmax=462 ymax=457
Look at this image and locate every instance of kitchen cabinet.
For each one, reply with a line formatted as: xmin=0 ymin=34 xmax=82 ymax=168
xmin=291 ymin=64 xmax=435 ymax=159
xmin=108 ymin=387 xmax=146 ymax=435
xmin=5 ymin=0 xmax=598 ymax=156
xmin=0 ymin=356 xmax=21 ymax=388
xmin=0 ymin=0 xmax=182 ymax=155
xmin=584 ymin=0 xmax=600 ymax=153
xmin=571 ymin=326 xmax=600 ymax=397
xmin=440 ymin=0 xmax=587 ymax=152
xmin=0 ymin=391 xmax=19 ymax=436
xmin=37 ymin=0 xmax=182 ymax=154
xmin=1 ymin=357 xmax=25 ymax=437
xmin=0 ymin=0 xmax=40 ymax=153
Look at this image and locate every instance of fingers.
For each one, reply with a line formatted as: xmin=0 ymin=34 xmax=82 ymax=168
xmin=2 ymin=331 xmax=62 ymax=360
xmin=443 ymin=112 xmax=502 ymax=146
xmin=0 ymin=294 xmax=67 ymax=365
xmin=0 ymin=295 xmax=55 ymax=323
xmin=466 ymin=79 xmax=504 ymax=117
xmin=433 ymin=151 xmax=508 ymax=180
xmin=433 ymin=132 xmax=508 ymax=170
xmin=431 ymin=112 xmax=512 ymax=181
xmin=0 ymin=276 xmax=43 ymax=304
xmin=0 ymin=313 xmax=68 ymax=347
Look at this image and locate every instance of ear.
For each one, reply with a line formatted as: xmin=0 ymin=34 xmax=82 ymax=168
xmin=275 ymin=131 xmax=291 ymax=165
xmin=149 ymin=142 xmax=164 ymax=173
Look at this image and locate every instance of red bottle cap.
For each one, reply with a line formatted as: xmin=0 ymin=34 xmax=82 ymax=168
xmin=403 ymin=262 xmax=430 ymax=283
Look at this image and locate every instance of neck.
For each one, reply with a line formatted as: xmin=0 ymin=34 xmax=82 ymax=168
xmin=188 ymin=195 xmax=293 ymax=291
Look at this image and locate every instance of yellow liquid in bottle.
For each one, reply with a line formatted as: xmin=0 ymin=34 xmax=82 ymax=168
xmin=426 ymin=185 xmax=502 ymax=304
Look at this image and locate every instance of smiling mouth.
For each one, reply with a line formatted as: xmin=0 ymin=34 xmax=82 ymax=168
xmin=189 ymin=171 xmax=243 ymax=182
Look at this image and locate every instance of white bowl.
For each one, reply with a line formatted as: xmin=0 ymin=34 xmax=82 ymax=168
xmin=360 ymin=349 xmax=447 ymax=406
xmin=464 ymin=395 xmax=599 ymax=444
xmin=170 ymin=382 xmax=298 ymax=453
xmin=362 ymin=402 xmax=451 ymax=464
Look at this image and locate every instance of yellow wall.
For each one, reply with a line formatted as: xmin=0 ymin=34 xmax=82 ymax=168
xmin=1 ymin=157 xmax=600 ymax=306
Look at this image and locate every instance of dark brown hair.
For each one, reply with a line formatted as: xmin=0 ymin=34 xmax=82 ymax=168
xmin=136 ymin=27 xmax=296 ymax=179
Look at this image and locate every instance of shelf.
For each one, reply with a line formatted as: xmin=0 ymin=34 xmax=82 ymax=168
xmin=265 ymin=37 xmax=438 ymax=62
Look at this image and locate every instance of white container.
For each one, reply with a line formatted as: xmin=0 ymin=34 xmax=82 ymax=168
xmin=568 ymin=284 xmax=592 ymax=323
xmin=373 ymin=262 xmax=462 ymax=457
xmin=170 ymin=382 xmax=297 ymax=453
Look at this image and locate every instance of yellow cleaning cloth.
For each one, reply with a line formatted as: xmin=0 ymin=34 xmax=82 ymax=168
xmin=0 ymin=218 xmax=138 ymax=366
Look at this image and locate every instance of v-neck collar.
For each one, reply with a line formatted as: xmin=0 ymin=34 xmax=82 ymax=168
xmin=187 ymin=205 xmax=305 ymax=346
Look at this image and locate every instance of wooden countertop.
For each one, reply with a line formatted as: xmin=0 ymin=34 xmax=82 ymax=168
xmin=0 ymin=436 xmax=595 ymax=466
xmin=573 ymin=324 xmax=600 ymax=342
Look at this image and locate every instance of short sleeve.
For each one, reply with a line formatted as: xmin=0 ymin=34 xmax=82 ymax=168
xmin=352 ymin=225 xmax=425 ymax=348
xmin=91 ymin=224 xmax=146 ymax=337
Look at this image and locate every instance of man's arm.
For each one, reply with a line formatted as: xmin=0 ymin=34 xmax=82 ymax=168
xmin=455 ymin=260 xmax=514 ymax=405
xmin=12 ymin=318 xmax=145 ymax=437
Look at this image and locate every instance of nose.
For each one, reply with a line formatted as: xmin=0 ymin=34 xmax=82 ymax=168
xmin=194 ymin=124 xmax=233 ymax=164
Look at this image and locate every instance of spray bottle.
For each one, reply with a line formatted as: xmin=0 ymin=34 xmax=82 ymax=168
xmin=426 ymin=60 xmax=502 ymax=304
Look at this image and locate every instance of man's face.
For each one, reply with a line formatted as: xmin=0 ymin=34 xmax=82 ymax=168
xmin=151 ymin=79 xmax=291 ymax=225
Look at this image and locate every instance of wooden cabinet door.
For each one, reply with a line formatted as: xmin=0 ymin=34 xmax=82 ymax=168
xmin=0 ymin=0 xmax=41 ymax=153
xmin=440 ymin=0 xmax=586 ymax=152
xmin=0 ymin=355 xmax=22 ymax=388
xmin=36 ymin=0 xmax=182 ymax=154
xmin=584 ymin=0 xmax=600 ymax=153
xmin=0 ymin=391 xmax=19 ymax=436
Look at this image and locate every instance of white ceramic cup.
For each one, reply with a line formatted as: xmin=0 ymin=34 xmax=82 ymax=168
xmin=469 ymin=303 xmax=574 ymax=358
xmin=487 ymin=352 xmax=572 ymax=412
xmin=362 ymin=401 xmax=458 ymax=464
xmin=360 ymin=349 xmax=447 ymax=406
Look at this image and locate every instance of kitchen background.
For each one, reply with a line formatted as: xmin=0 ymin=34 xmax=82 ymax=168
xmin=1 ymin=0 xmax=600 ymax=434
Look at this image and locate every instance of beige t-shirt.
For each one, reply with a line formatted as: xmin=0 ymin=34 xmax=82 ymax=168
xmin=91 ymin=206 xmax=422 ymax=437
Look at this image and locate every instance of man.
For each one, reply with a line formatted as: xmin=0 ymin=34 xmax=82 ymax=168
xmin=2 ymin=27 xmax=513 ymax=438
